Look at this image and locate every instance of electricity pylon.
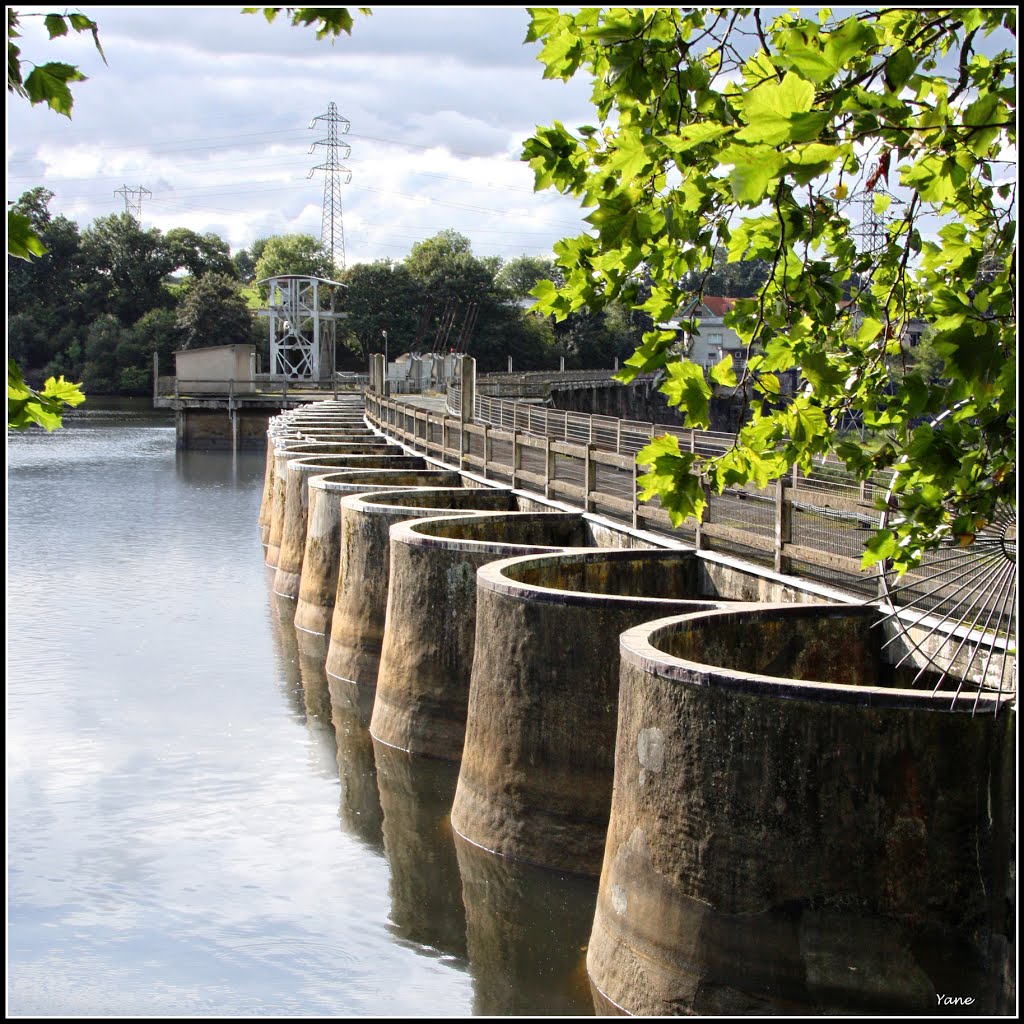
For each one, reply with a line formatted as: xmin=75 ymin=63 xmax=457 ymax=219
xmin=114 ymin=185 xmax=151 ymax=224
xmin=308 ymin=102 xmax=352 ymax=274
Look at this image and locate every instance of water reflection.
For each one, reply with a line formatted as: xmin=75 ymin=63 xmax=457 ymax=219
xmin=331 ymin=683 xmax=387 ymax=856
xmin=372 ymin=741 xmax=469 ymax=963
xmin=455 ymin=834 xmax=598 ymax=1016
xmin=265 ymin=574 xmax=307 ymax=722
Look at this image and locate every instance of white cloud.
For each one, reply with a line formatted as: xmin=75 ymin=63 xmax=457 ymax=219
xmin=7 ymin=6 xmax=597 ymax=264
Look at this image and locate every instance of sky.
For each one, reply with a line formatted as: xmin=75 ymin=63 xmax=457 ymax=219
xmin=7 ymin=5 xmax=599 ymax=267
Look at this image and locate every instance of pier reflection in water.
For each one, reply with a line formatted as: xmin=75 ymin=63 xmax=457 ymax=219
xmin=8 ymin=406 xmax=474 ymax=1016
xmin=275 ymin=570 xmax=600 ymax=1015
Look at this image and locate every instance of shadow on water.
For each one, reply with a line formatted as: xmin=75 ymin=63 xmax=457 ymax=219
xmin=372 ymin=741 xmax=469 ymax=964
xmin=263 ymin=544 xmax=598 ymax=1016
xmin=454 ymin=834 xmax=598 ymax=1016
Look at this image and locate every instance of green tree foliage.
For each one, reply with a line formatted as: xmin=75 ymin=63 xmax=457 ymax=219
xmin=164 ymin=227 xmax=236 ymax=280
xmin=80 ymin=213 xmax=174 ymax=326
xmin=524 ymin=7 xmax=1016 ymax=571
xmin=340 ymin=259 xmax=424 ymax=363
xmin=243 ymin=6 xmax=371 ymax=38
xmin=8 ymin=359 xmax=85 ymax=430
xmin=176 ymin=272 xmax=258 ymax=350
xmin=494 ymin=254 xmax=558 ymax=299
xmin=253 ymin=233 xmax=334 ymax=292
xmin=6 ymin=9 xmax=103 ymax=425
xmin=7 ymin=7 xmax=104 ymax=117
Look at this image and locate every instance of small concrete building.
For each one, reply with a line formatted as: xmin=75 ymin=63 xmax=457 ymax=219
xmin=174 ymin=344 xmax=258 ymax=394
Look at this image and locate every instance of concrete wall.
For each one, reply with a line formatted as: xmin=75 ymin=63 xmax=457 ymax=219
xmin=175 ymin=343 xmax=256 ymax=389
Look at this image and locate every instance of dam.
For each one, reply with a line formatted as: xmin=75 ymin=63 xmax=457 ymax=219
xmin=254 ymin=368 xmax=1015 ymax=1015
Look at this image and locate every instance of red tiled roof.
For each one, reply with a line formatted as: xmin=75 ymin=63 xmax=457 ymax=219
xmin=701 ymin=296 xmax=737 ymax=316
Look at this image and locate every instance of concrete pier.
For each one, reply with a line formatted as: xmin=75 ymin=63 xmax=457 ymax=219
xmin=294 ymin=469 xmax=465 ymax=635
xmin=272 ymin=449 xmax=419 ymax=598
xmin=587 ymin=604 xmax=1016 ymax=1015
xmin=450 ymin=549 xmax=724 ymax=875
xmin=371 ymin=512 xmax=590 ymax=762
xmin=265 ymin=450 xmax=424 ymax=569
xmin=325 ymin=491 xmax=521 ymax=694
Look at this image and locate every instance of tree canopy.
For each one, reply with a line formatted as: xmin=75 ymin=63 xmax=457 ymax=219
xmin=524 ymin=7 xmax=1016 ymax=572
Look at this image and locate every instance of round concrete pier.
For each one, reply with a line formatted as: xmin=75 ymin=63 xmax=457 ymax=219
xmin=272 ymin=450 xmax=421 ymax=598
xmin=294 ymin=469 xmax=465 ymax=635
xmin=587 ymin=604 xmax=1016 ymax=1016
xmin=265 ymin=450 xmax=423 ymax=569
xmin=325 ymin=490 xmax=519 ymax=694
xmin=449 ymin=549 xmax=723 ymax=876
xmin=260 ymin=427 xmax=381 ymax=536
xmin=369 ymin=512 xmax=590 ymax=762
xmin=263 ymin=439 xmax=391 ymax=550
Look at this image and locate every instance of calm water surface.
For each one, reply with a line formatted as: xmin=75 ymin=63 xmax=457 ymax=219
xmin=7 ymin=402 xmax=597 ymax=1017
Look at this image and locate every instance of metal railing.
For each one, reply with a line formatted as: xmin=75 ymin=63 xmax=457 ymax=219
xmin=155 ymin=373 xmax=367 ymax=403
xmin=364 ymin=390 xmax=892 ymax=598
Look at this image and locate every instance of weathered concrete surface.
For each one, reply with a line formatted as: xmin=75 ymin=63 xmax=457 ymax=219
xmin=371 ymin=512 xmax=588 ymax=762
xmin=325 ymin=490 xmax=518 ymax=695
xmin=587 ymin=604 xmax=1016 ymax=1016
xmin=260 ymin=416 xmax=378 ymax=531
xmin=265 ymin=450 xmax=423 ymax=569
xmin=273 ymin=450 xmax=411 ymax=597
xmin=453 ymin=831 xmax=598 ymax=1017
xmin=449 ymin=550 xmax=724 ymax=875
xmin=294 ymin=468 xmax=465 ymax=635
xmin=263 ymin=439 xmax=377 ymax=548
xmin=259 ymin=428 xmax=376 ymax=535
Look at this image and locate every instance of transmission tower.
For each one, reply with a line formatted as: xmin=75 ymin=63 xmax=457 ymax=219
xmin=114 ymin=185 xmax=152 ymax=224
xmin=855 ymin=188 xmax=901 ymax=258
xmin=308 ymin=101 xmax=352 ymax=274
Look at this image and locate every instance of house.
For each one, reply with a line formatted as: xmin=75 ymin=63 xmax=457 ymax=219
xmin=659 ymin=296 xmax=746 ymax=371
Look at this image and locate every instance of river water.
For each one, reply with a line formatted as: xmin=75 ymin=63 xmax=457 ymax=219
xmin=6 ymin=401 xmax=598 ymax=1017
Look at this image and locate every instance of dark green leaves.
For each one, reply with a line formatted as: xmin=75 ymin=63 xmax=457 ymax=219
xmin=243 ymin=7 xmax=372 ymax=38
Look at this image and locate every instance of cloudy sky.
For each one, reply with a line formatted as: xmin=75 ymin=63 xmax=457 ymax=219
xmin=7 ymin=5 xmax=599 ymax=267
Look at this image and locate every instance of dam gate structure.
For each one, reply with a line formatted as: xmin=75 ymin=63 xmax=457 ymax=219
xmin=252 ymin=372 xmax=1015 ymax=1015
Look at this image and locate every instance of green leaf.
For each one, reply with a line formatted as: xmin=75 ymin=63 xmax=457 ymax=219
xmin=861 ymin=529 xmax=896 ymax=569
xmin=636 ymin=435 xmax=706 ymax=527
xmin=709 ymin=353 xmax=737 ymax=387
xmin=720 ymin=145 xmax=786 ymax=202
xmin=735 ymin=72 xmax=816 ymax=146
xmin=660 ymin=361 xmax=712 ymax=428
xmin=23 ymin=62 xmax=86 ymax=117
xmin=7 ymin=211 xmax=48 ymax=260
xmin=44 ymin=14 xmax=68 ymax=39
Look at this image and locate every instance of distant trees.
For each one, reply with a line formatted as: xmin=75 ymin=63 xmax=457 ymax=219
xmin=253 ymin=234 xmax=334 ymax=289
xmin=176 ymin=272 xmax=259 ymax=351
xmin=8 ymin=189 xmax=257 ymax=395
xmin=8 ymin=189 xmax=661 ymax=395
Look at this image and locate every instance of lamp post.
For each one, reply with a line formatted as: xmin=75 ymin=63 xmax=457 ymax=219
xmin=382 ymin=330 xmax=388 ymax=396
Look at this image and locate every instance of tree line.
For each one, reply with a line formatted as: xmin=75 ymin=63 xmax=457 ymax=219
xmin=8 ymin=189 xmax=656 ymax=395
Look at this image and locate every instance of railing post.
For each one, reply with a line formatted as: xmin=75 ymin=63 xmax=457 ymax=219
xmin=584 ymin=442 xmax=595 ymax=512
xmin=544 ymin=436 xmax=553 ymax=499
xmin=695 ymin=479 xmax=712 ymax=551
xmin=775 ymin=476 xmax=792 ymax=575
xmin=631 ymin=455 xmax=639 ymax=529
xmin=482 ymin=423 xmax=491 ymax=479
xmin=512 ymin=431 xmax=521 ymax=488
